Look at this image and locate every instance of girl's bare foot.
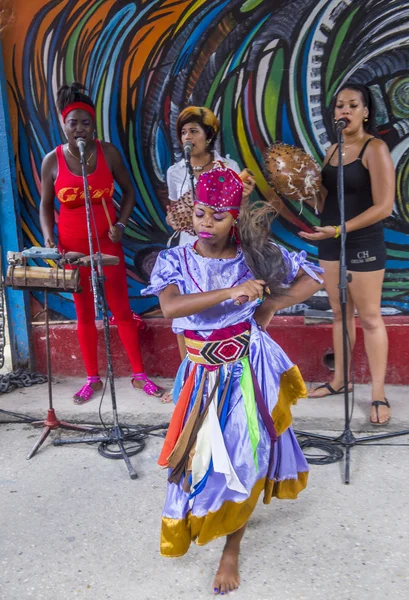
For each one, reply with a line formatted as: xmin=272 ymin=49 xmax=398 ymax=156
xmin=213 ymin=546 xmax=240 ymax=595
xmin=160 ymin=389 xmax=173 ymax=404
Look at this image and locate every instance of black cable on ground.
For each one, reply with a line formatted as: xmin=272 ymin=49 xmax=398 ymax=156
xmin=0 ymin=407 xmax=102 ymax=426
xmin=0 ymin=407 xmax=169 ymax=460
xmin=297 ymin=437 xmax=345 ymax=465
xmin=0 ymin=408 xmax=37 ymax=423
xmin=97 ymin=423 xmax=169 ymax=459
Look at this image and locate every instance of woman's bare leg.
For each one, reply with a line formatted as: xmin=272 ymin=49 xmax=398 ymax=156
xmin=348 ymin=269 xmax=389 ymax=423
xmin=213 ymin=525 xmax=247 ymax=595
xmin=309 ymin=261 xmax=356 ymax=397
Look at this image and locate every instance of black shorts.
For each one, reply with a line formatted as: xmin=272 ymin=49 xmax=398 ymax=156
xmin=318 ymin=234 xmax=386 ymax=272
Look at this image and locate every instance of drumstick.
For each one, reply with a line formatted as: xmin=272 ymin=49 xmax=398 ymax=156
xmin=102 ymin=198 xmax=113 ymax=229
xmin=234 ymin=295 xmax=249 ymax=306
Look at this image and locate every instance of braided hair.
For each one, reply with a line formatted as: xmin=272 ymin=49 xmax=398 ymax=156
xmin=56 ymin=82 xmax=94 ymax=114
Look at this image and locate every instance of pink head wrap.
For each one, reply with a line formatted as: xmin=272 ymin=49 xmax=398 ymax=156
xmin=195 ymin=165 xmax=244 ymax=219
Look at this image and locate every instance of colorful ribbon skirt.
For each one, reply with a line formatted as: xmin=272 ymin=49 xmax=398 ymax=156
xmin=159 ymin=322 xmax=309 ymax=557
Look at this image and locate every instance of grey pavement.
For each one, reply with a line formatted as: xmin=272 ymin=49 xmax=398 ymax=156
xmin=1 ymin=377 xmax=409 ymax=600
xmin=0 ymin=374 xmax=408 ymax=431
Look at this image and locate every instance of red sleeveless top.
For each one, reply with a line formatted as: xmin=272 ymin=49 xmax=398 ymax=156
xmin=55 ymin=140 xmax=116 ymax=242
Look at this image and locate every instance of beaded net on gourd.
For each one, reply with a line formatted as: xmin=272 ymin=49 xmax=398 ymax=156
xmin=168 ymin=190 xmax=195 ymax=236
xmin=264 ymin=143 xmax=321 ymax=210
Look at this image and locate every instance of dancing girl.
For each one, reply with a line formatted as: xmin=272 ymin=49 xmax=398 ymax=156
xmin=143 ymin=166 xmax=323 ymax=593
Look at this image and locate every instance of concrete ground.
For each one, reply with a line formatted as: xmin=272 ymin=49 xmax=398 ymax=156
xmin=1 ymin=376 xmax=409 ymax=600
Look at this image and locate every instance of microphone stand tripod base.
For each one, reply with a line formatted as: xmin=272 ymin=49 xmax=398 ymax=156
xmin=27 ymin=409 xmax=93 ymax=460
xmin=295 ymin=426 xmax=409 ymax=484
xmin=26 ymin=289 xmax=94 ymax=461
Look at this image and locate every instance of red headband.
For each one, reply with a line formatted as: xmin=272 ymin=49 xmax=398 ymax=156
xmin=61 ymin=102 xmax=96 ymax=122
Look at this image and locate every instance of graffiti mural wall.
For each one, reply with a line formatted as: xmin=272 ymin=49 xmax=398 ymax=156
xmin=2 ymin=0 xmax=409 ymax=318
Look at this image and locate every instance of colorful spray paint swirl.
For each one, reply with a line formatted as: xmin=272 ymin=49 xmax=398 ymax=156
xmin=3 ymin=0 xmax=409 ymax=316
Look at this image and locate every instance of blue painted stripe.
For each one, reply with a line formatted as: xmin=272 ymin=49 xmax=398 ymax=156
xmin=384 ymin=228 xmax=409 ymax=245
xmin=386 ymin=259 xmax=409 ymax=270
xmin=281 ymin=103 xmax=296 ymax=146
xmin=173 ymin=1 xmax=231 ymax=73
xmin=272 ymin=219 xmax=318 ymax=256
xmin=0 ymin=46 xmax=32 ymax=367
xmin=230 ymin=14 xmax=269 ymax=70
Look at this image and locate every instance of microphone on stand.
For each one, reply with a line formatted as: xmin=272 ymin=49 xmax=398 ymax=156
xmin=335 ymin=117 xmax=349 ymax=132
xmin=76 ymin=137 xmax=86 ymax=160
xmin=183 ymin=140 xmax=195 ymax=200
xmin=183 ymin=141 xmax=193 ymax=167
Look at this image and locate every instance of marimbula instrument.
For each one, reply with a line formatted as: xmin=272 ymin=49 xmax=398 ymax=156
xmin=6 ymin=249 xmax=120 ymax=293
xmin=4 ymin=247 xmax=120 ymax=460
xmin=6 ymin=258 xmax=80 ymax=292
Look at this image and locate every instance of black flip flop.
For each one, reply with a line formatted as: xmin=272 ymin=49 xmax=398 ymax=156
xmin=370 ymin=398 xmax=391 ymax=425
xmin=308 ymin=382 xmax=350 ymax=398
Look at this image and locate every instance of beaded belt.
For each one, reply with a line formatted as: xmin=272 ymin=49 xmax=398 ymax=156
xmin=184 ymin=329 xmax=250 ymax=366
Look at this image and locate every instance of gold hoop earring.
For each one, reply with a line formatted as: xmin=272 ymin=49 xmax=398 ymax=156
xmin=364 ymin=117 xmax=368 ymax=122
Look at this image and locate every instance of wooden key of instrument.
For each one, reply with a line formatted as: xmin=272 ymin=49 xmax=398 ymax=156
xmin=59 ymin=252 xmax=86 ymax=265
xmin=74 ymin=254 xmax=120 ymax=267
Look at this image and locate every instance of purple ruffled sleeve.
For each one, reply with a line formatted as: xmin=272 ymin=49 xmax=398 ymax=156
xmin=279 ymin=246 xmax=324 ymax=285
xmin=141 ymin=248 xmax=185 ymax=297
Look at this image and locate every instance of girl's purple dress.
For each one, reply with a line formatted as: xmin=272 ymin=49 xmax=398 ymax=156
xmin=142 ymin=244 xmax=322 ymax=557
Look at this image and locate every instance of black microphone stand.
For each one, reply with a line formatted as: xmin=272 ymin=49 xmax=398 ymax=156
xmin=295 ymin=124 xmax=409 ymax=484
xmin=52 ymin=140 xmax=138 ymax=479
xmin=185 ymin=146 xmax=196 ymax=202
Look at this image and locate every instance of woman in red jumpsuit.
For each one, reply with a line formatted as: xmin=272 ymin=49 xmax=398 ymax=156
xmin=40 ymin=83 xmax=164 ymax=403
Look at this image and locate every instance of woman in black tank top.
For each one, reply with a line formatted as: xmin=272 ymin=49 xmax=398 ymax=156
xmin=299 ymin=84 xmax=395 ymax=425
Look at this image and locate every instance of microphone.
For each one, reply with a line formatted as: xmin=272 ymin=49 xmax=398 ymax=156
xmin=76 ymin=137 xmax=86 ymax=158
xmin=183 ymin=141 xmax=193 ymax=166
xmin=335 ymin=117 xmax=348 ymax=132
